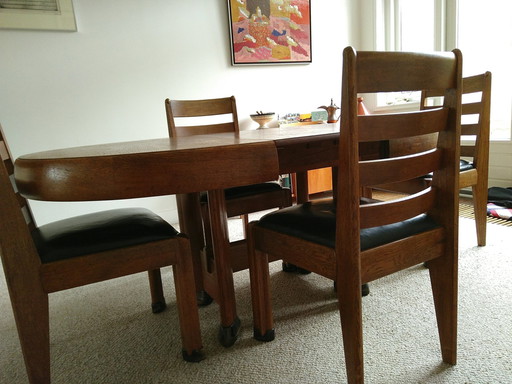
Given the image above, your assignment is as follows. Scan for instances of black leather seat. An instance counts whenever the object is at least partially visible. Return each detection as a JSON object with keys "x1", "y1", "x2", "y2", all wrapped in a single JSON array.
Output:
[
  {"x1": 32, "y1": 208, "x2": 178, "y2": 263},
  {"x1": 199, "y1": 181, "x2": 285, "y2": 202},
  {"x1": 257, "y1": 199, "x2": 440, "y2": 250}
]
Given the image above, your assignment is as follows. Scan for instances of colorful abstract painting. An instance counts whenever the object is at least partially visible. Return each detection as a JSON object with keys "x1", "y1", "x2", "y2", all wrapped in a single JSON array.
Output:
[{"x1": 228, "y1": 0, "x2": 311, "y2": 65}]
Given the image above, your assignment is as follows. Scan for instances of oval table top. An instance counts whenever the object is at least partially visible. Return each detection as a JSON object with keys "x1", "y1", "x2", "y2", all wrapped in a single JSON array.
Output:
[{"x1": 14, "y1": 124, "x2": 339, "y2": 202}]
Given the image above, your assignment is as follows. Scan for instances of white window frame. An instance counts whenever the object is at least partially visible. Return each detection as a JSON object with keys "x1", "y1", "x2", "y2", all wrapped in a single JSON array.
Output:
[
  {"x1": 365, "y1": 0, "x2": 511, "y2": 141},
  {"x1": 365, "y1": 0, "x2": 457, "y2": 113}
]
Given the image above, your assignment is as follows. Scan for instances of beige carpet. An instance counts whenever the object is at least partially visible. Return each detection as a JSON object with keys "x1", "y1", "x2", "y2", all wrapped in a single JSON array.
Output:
[{"x1": 1, "y1": 217, "x2": 511, "y2": 384}]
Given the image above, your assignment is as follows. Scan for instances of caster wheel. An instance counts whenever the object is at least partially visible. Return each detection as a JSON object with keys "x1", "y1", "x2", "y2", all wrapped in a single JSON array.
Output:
[
  {"x1": 182, "y1": 349, "x2": 205, "y2": 363},
  {"x1": 196, "y1": 290, "x2": 213, "y2": 307},
  {"x1": 254, "y1": 328, "x2": 275, "y2": 342},
  {"x1": 218, "y1": 317, "x2": 241, "y2": 347},
  {"x1": 333, "y1": 282, "x2": 370, "y2": 297},
  {"x1": 151, "y1": 301, "x2": 167, "y2": 314},
  {"x1": 282, "y1": 262, "x2": 311, "y2": 275}
]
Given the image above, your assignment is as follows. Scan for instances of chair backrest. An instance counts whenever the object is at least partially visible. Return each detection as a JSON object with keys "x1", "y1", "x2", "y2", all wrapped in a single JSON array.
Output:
[
  {"x1": 0, "y1": 125, "x2": 42, "y2": 287},
  {"x1": 0, "y1": 126, "x2": 36, "y2": 231},
  {"x1": 165, "y1": 96, "x2": 240, "y2": 138},
  {"x1": 337, "y1": 47, "x2": 462, "y2": 277},
  {"x1": 422, "y1": 72, "x2": 491, "y2": 183}
]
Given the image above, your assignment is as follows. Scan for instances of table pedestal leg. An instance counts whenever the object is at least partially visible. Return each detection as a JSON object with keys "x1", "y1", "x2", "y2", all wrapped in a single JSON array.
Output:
[
  {"x1": 176, "y1": 193, "x2": 213, "y2": 306},
  {"x1": 207, "y1": 189, "x2": 240, "y2": 347},
  {"x1": 282, "y1": 172, "x2": 311, "y2": 274}
]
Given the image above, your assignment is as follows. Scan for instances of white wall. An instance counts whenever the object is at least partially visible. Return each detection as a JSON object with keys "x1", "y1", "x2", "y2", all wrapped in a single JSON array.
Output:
[
  {"x1": 0, "y1": 0, "x2": 358, "y2": 225},
  {"x1": 489, "y1": 142, "x2": 512, "y2": 187}
]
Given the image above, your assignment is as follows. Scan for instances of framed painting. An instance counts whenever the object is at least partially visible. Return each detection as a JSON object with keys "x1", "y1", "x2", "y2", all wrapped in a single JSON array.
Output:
[
  {"x1": 228, "y1": 0, "x2": 311, "y2": 65},
  {"x1": 0, "y1": 0, "x2": 76, "y2": 31}
]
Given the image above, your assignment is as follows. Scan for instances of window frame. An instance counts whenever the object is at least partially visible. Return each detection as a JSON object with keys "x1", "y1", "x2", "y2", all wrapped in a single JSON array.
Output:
[{"x1": 365, "y1": 0, "x2": 511, "y2": 141}]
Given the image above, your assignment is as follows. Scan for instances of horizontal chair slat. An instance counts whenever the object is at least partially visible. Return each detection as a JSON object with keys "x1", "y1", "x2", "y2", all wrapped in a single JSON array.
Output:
[
  {"x1": 360, "y1": 188, "x2": 436, "y2": 229},
  {"x1": 170, "y1": 99, "x2": 234, "y2": 117},
  {"x1": 461, "y1": 123, "x2": 479, "y2": 136},
  {"x1": 358, "y1": 108, "x2": 448, "y2": 142},
  {"x1": 462, "y1": 102, "x2": 481, "y2": 115},
  {"x1": 463, "y1": 74, "x2": 486, "y2": 93},
  {"x1": 356, "y1": 51, "x2": 458, "y2": 92},
  {"x1": 460, "y1": 146, "x2": 475, "y2": 157},
  {"x1": 174, "y1": 122, "x2": 234, "y2": 137},
  {"x1": 361, "y1": 228, "x2": 445, "y2": 283},
  {"x1": 360, "y1": 149, "x2": 442, "y2": 187}
]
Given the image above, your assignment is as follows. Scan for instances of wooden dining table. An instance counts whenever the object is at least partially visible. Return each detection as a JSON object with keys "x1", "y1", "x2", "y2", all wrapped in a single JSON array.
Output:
[{"x1": 14, "y1": 123, "x2": 345, "y2": 347}]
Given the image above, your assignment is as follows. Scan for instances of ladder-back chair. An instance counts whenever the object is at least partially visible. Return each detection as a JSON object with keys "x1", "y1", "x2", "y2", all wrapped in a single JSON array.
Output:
[
  {"x1": 247, "y1": 47, "x2": 462, "y2": 383},
  {"x1": 0, "y1": 126, "x2": 203, "y2": 384},
  {"x1": 421, "y1": 72, "x2": 491, "y2": 245},
  {"x1": 164, "y1": 96, "x2": 292, "y2": 311}
]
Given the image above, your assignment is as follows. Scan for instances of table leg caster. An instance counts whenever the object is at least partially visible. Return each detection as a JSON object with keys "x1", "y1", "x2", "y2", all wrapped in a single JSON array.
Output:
[
  {"x1": 254, "y1": 327, "x2": 275, "y2": 342},
  {"x1": 196, "y1": 290, "x2": 213, "y2": 307},
  {"x1": 282, "y1": 261, "x2": 311, "y2": 275},
  {"x1": 333, "y1": 282, "x2": 370, "y2": 297},
  {"x1": 218, "y1": 316, "x2": 241, "y2": 347},
  {"x1": 182, "y1": 349, "x2": 205, "y2": 363},
  {"x1": 361, "y1": 283, "x2": 370, "y2": 297},
  {"x1": 151, "y1": 301, "x2": 167, "y2": 314}
]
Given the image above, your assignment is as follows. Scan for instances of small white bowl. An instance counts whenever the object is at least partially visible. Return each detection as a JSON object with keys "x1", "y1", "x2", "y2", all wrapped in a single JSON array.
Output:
[{"x1": 250, "y1": 113, "x2": 275, "y2": 128}]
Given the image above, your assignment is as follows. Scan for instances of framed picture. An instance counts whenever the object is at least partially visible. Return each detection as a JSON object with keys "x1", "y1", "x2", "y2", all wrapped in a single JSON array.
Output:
[
  {"x1": 228, "y1": 0, "x2": 311, "y2": 65},
  {"x1": 0, "y1": 0, "x2": 77, "y2": 31}
]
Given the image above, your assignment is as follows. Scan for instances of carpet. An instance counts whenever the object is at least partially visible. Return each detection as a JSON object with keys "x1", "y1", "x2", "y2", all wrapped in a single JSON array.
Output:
[{"x1": 1, "y1": 217, "x2": 511, "y2": 383}]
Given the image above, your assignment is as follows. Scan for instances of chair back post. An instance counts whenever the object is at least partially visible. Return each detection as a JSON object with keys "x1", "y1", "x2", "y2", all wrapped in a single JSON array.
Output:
[
  {"x1": 337, "y1": 46, "x2": 363, "y2": 292},
  {"x1": 164, "y1": 97, "x2": 176, "y2": 137},
  {"x1": 430, "y1": 50, "x2": 463, "y2": 230},
  {"x1": 0, "y1": 126, "x2": 41, "y2": 271},
  {"x1": 472, "y1": 71, "x2": 492, "y2": 170},
  {"x1": 336, "y1": 46, "x2": 366, "y2": 382},
  {"x1": 0, "y1": 126, "x2": 50, "y2": 384},
  {"x1": 229, "y1": 95, "x2": 240, "y2": 132},
  {"x1": 461, "y1": 71, "x2": 491, "y2": 179}
]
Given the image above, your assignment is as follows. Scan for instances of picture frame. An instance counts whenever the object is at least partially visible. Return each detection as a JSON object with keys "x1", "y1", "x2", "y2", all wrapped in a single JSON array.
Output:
[
  {"x1": 227, "y1": 0, "x2": 311, "y2": 65},
  {"x1": 0, "y1": 0, "x2": 77, "y2": 31}
]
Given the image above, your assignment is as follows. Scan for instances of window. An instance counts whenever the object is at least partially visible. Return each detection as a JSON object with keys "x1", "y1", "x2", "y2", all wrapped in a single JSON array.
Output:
[
  {"x1": 371, "y1": 0, "x2": 511, "y2": 140},
  {"x1": 457, "y1": 0, "x2": 512, "y2": 140}
]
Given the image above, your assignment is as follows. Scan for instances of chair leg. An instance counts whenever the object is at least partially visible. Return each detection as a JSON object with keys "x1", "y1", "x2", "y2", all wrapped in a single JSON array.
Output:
[
  {"x1": 173, "y1": 236, "x2": 204, "y2": 362},
  {"x1": 241, "y1": 214, "x2": 249, "y2": 238},
  {"x1": 337, "y1": 276, "x2": 365, "y2": 384},
  {"x1": 248, "y1": 227, "x2": 275, "y2": 342},
  {"x1": 201, "y1": 203, "x2": 215, "y2": 272},
  {"x1": 471, "y1": 184, "x2": 487, "y2": 246},
  {"x1": 12, "y1": 290, "x2": 51, "y2": 384},
  {"x1": 428, "y1": 254, "x2": 458, "y2": 365},
  {"x1": 148, "y1": 269, "x2": 166, "y2": 313}
]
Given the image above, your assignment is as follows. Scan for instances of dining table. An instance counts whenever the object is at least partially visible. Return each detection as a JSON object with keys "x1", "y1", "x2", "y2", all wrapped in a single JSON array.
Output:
[{"x1": 14, "y1": 123, "x2": 353, "y2": 347}]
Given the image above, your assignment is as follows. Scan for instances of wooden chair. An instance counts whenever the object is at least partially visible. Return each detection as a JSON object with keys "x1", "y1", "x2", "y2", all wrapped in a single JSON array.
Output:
[
  {"x1": 421, "y1": 72, "x2": 491, "y2": 245},
  {"x1": 164, "y1": 96, "x2": 293, "y2": 306},
  {"x1": 377, "y1": 72, "x2": 491, "y2": 246},
  {"x1": 247, "y1": 47, "x2": 462, "y2": 383},
  {"x1": 0, "y1": 127, "x2": 203, "y2": 384}
]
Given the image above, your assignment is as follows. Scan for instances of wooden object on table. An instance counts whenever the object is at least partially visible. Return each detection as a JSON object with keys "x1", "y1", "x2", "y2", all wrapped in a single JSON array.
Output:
[
  {"x1": 1, "y1": 128, "x2": 204, "y2": 384},
  {"x1": 247, "y1": 47, "x2": 462, "y2": 384},
  {"x1": 318, "y1": 98, "x2": 340, "y2": 123},
  {"x1": 165, "y1": 96, "x2": 292, "y2": 345}
]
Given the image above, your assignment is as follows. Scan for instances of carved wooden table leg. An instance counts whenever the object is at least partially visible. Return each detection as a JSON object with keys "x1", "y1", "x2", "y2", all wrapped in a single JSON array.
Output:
[
  {"x1": 207, "y1": 189, "x2": 240, "y2": 347},
  {"x1": 282, "y1": 171, "x2": 311, "y2": 274},
  {"x1": 176, "y1": 193, "x2": 213, "y2": 306}
]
